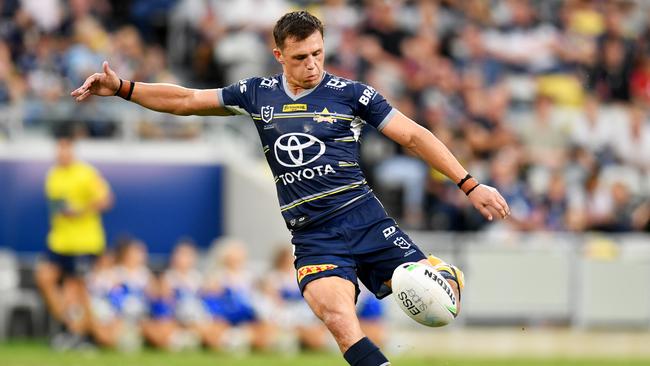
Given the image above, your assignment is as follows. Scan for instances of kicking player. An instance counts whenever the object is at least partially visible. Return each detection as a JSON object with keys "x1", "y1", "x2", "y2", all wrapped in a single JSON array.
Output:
[{"x1": 71, "y1": 11, "x2": 509, "y2": 366}]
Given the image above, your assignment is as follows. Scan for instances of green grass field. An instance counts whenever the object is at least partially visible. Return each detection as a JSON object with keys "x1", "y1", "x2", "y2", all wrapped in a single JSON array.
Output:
[{"x1": 1, "y1": 342, "x2": 648, "y2": 366}]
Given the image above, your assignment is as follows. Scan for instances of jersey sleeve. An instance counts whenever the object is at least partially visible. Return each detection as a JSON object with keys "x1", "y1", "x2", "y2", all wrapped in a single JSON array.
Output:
[
  {"x1": 353, "y1": 82, "x2": 396, "y2": 131},
  {"x1": 217, "y1": 78, "x2": 257, "y2": 116}
]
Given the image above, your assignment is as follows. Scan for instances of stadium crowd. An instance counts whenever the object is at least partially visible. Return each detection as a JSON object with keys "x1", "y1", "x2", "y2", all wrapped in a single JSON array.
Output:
[
  {"x1": 52, "y1": 236, "x2": 384, "y2": 352},
  {"x1": 1, "y1": 0, "x2": 649, "y2": 233}
]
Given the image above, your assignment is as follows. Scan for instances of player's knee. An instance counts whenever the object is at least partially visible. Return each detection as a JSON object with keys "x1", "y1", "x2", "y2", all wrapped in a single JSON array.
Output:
[{"x1": 304, "y1": 277, "x2": 354, "y2": 310}]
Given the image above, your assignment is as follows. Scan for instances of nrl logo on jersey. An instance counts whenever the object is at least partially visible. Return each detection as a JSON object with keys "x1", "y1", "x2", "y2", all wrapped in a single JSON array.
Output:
[
  {"x1": 261, "y1": 106, "x2": 274, "y2": 123},
  {"x1": 313, "y1": 107, "x2": 337, "y2": 124}
]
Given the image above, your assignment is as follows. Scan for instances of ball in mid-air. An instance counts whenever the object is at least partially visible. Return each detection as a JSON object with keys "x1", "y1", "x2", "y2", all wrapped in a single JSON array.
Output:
[{"x1": 391, "y1": 262, "x2": 458, "y2": 327}]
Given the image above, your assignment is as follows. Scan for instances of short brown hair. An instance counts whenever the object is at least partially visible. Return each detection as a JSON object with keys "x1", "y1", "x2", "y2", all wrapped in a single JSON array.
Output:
[{"x1": 273, "y1": 11, "x2": 324, "y2": 49}]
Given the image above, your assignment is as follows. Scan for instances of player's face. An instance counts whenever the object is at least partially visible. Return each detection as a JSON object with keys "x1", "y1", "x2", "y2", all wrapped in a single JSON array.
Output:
[{"x1": 274, "y1": 30, "x2": 325, "y2": 90}]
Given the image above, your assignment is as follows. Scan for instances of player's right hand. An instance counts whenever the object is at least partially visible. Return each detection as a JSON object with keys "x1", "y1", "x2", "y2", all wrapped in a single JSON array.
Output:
[{"x1": 70, "y1": 61, "x2": 120, "y2": 102}]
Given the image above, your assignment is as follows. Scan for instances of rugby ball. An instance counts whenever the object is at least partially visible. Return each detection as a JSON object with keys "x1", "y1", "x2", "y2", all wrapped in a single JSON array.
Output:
[{"x1": 391, "y1": 262, "x2": 458, "y2": 327}]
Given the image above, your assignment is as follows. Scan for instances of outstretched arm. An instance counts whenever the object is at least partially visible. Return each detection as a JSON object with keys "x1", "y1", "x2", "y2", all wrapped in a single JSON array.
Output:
[
  {"x1": 70, "y1": 61, "x2": 232, "y2": 116},
  {"x1": 381, "y1": 111, "x2": 510, "y2": 221}
]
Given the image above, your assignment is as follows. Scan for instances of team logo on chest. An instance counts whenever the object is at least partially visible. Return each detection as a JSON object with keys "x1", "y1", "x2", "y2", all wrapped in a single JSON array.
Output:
[
  {"x1": 313, "y1": 107, "x2": 337, "y2": 124},
  {"x1": 261, "y1": 105, "x2": 274, "y2": 123}
]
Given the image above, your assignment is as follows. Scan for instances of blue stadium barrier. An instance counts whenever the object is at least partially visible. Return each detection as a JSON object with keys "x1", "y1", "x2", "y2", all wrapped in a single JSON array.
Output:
[{"x1": 0, "y1": 160, "x2": 224, "y2": 255}]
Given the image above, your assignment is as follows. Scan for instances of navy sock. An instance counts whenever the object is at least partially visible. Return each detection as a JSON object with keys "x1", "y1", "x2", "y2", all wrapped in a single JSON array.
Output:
[{"x1": 343, "y1": 337, "x2": 390, "y2": 366}]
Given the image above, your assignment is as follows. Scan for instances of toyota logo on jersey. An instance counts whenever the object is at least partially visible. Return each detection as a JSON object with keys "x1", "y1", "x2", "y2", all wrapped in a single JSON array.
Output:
[{"x1": 274, "y1": 133, "x2": 326, "y2": 167}]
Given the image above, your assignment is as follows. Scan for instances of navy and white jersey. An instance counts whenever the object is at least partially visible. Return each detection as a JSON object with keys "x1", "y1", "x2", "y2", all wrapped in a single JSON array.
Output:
[{"x1": 218, "y1": 72, "x2": 396, "y2": 230}]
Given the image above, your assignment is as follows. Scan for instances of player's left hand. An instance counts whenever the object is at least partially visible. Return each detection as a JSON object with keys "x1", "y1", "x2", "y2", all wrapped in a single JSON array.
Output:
[{"x1": 467, "y1": 184, "x2": 510, "y2": 221}]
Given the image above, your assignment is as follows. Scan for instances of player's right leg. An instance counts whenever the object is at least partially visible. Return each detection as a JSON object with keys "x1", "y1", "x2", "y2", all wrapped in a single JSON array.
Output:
[
  {"x1": 302, "y1": 276, "x2": 363, "y2": 352},
  {"x1": 303, "y1": 276, "x2": 390, "y2": 366}
]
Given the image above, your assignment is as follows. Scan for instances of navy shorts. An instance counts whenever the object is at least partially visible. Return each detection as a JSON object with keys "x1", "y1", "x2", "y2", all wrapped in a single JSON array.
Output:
[
  {"x1": 43, "y1": 248, "x2": 97, "y2": 277},
  {"x1": 292, "y1": 196, "x2": 426, "y2": 300}
]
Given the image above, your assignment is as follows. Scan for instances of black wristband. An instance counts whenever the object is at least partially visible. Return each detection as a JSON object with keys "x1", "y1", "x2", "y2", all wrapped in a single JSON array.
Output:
[
  {"x1": 125, "y1": 81, "x2": 136, "y2": 101},
  {"x1": 457, "y1": 173, "x2": 472, "y2": 189},
  {"x1": 114, "y1": 79, "x2": 123, "y2": 96},
  {"x1": 465, "y1": 183, "x2": 480, "y2": 196}
]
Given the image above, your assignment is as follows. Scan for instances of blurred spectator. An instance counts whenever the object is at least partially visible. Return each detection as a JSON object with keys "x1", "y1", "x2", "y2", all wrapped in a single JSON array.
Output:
[
  {"x1": 483, "y1": 0, "x2": 560, "y2": 74},
  {"x1": 162, "y1": 239, "x2": 228, "y2": 351},
  {"x1": 112, "y1": 238, "x2": 151, "y2": 323},
  {"x1": 111, "y1": 237, "x2": 202, "y2": 352},
  {"x1": 611, "y1": 104, "x2": 650, "y2": 170},
  {"x1": 607, "y1": 181, "x2": 641, "y2": 231},
  {"x1": 142, "y1": 273, "x2": 201, "y2": 351},
  {"x1": 589, "y1": 34, "x2": 634, "y2": 102},
  {"x1": 554, "y1": 0, "x2": 599, "y2": 84},
  {"x1": 631, "y1": 53, "x2": 650, "y2": 105},
  {"x1": 86, "y1": 251, "x2": 120, "y2": 347},
  {"x1": 0, "y1": 40, "x2": 25, "y2": 104},
  {"x1": 13, "y1": 32, "x2": 65, "y2": 128},
  {"x1": 212, "y1": 0, "x2": 289, "y2": 83},
  {"x1": 257, "y1": 246, "x2": 328, "y2": 352},
  {"x1": 518, "y1": 95, "x2": 569, "y2": 168},
  {"x1": 202, "y1": 238, "x2": 276, "y2": 352},
  {"x1": 537, "y1": 172, "x2": 570, "y2": 231},
  {"x1": 65, "y1": 17, "x2": 110, "y2": 88},
  {"x1": 374, "y1": 153, "x2": 428, "y2": 229},
  {"x1": 317, "y1": 0, "x2": 359, "y2": 55},
  {"x1": 582, "y1": 177, "x2": 648, "y2": 232},
  {"x1": 569, "y1": 95, "x2": 613, "y2": 155},
  {"x1": 20, "y1": 0, "x2": 63, "y2": 32},
  {"x1": 452, "y1": 23, "x2": 504, "y2": 88},
  {"x1": 86, "y1": 247, "x2": 145, "y2": 352},
  {"x1": 361, "y1": 0, "x2": 410, "y2": 58},
  {"x1": 129, "y1": 0, "x2": 179, "y2": 45},
  {"x1": 35, "y1": 129, "x2": 113, "y2": 349},
  {"x1": 485, "y1": 147, "x2": 542, "y2": 231},
  {"x1": 461, "y1": 78, "x2": 516, "y2": 159}
]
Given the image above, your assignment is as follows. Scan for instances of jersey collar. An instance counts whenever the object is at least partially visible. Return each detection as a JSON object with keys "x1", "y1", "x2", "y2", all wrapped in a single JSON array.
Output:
[{"x1": 281, "y1": 72, "x2": 327, "y2": 101}]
